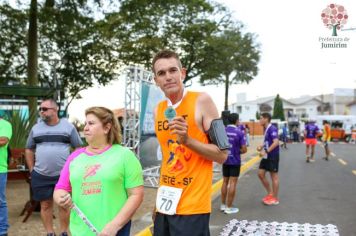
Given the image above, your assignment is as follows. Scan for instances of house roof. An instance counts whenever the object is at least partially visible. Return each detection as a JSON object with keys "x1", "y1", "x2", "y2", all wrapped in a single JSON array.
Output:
[
  {"x1": 235, "y1": 95, "x2": 323, "y2": 106},
  {"x1": 243, "y1": 96, "x2": 275, "y2": 105},
  {"x1": 288, "y1": 96, "x2": 322, "y2": 105}
]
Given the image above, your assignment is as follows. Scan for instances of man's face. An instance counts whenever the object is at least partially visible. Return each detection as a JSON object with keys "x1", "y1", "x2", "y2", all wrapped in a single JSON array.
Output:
[
  {"x1": 39, "y1": 101, "x2": 58, "y2": 123},
  {"x1": 153, "y1": 57, "x2": 186, "y2": 97},
  {"x1": 259, "y1": 117, "x2": 267, "y2": 126}
]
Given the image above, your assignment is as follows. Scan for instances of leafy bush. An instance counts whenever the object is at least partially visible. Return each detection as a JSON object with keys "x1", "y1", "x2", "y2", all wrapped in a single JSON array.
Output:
[{"x1": 5, "y1": 110, "x2": 36, "y2": 148}]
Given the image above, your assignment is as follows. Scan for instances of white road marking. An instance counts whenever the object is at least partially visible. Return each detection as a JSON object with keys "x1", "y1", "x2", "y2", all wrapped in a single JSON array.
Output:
[{"x1": 338, "y1": 158, "x2": 347, "y2": 165}]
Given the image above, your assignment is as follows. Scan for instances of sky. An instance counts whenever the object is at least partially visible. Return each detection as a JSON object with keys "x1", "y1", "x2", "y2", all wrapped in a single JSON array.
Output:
[{"x1": 68, "y1": 0, "x2": 356, "y2": 122}]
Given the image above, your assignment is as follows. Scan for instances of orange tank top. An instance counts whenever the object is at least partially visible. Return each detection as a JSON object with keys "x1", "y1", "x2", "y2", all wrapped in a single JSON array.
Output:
[{"x1": 155, "y1": 91, "x2": 213, "y2": 215}]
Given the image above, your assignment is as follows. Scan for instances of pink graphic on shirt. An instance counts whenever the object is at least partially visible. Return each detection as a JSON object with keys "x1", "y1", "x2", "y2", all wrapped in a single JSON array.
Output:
[{"x1": 83, "y1": 164, "x2": 101, "y2": 180}]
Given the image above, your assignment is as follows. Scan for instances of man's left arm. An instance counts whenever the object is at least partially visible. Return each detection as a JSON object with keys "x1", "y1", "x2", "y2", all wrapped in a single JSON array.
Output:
[
  {"x1": 170, "y1": 93, "x2": 227, "y2": 164},
  {"x1": 267, "y1": 138, "x2": 279, "y2": 153},
  {"x1": 69, "y1": 125, "x2": 83, "y2": 148}
]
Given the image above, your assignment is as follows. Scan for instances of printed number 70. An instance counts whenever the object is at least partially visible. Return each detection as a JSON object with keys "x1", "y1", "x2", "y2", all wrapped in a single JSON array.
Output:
[{"x1": 160, "y1": 198, "x2": 173, "y2": 211}]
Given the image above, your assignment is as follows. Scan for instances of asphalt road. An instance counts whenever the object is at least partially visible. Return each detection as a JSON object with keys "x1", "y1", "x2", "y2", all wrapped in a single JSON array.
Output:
[{"x1": 210, "y1": 142, "x2": 356, "y2": 236}]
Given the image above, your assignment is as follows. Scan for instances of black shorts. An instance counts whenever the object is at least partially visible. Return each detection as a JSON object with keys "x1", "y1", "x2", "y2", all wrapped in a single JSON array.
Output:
[
  {"x1": 259, "y1": 154, "x2": 279, "y2": 173},
  {"x1": 154, "y1": 212, "x2": 210, "y2": 236},
  {"x1": 222, "y1": 164, "x2": 241, "y2": 177},
  {"x1": 31, "y1": 170, "x2": 59, "y2": 201}
]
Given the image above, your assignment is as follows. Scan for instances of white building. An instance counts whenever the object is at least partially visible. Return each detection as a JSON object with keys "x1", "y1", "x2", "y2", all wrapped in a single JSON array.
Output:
[
  {"x1": 347, "y1": 101, "x2": 356, "y2": 116},
  {"x1": 229, "y1": 94, "x2": 326, "y2": 122}
]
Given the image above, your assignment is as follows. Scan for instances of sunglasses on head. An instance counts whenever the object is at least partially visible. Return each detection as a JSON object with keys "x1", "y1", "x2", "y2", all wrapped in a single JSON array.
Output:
[{"x1": 39, "y1": 107, "x2": 55, "y2": 112}]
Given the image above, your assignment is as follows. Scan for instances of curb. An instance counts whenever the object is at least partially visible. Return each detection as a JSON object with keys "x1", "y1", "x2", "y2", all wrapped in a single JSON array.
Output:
[{"x1": 135, "y1": 155, "x2": 261, "y2": 236}]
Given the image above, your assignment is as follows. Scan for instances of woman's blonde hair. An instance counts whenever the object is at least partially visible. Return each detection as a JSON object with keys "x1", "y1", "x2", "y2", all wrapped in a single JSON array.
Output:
[{"x1": 85, "y1": 106, "x2": 122, "y2": 144}]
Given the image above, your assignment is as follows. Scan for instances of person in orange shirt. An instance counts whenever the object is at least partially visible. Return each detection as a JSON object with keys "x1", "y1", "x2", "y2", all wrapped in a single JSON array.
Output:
[
  {"x1": 152, "y1": 50, "x2": 228, "y2": 236},
  {"x1": 322, "y1": 120, "x2": 331, "y2": 161}
]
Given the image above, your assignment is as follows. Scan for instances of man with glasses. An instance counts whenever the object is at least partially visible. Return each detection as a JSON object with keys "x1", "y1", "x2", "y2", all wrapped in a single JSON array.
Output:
[{"x1": 25, "y1": 98, "x2": 82, "y2": 236}]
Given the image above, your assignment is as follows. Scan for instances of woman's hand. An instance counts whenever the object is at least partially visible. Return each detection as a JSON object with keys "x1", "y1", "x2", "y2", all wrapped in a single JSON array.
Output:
[
  {"x1": 99, "y1": 222, "x2": 119, "y2": 236},
  {"x1": 58, "y1": 193, "x2": 73, "y2": 209}
]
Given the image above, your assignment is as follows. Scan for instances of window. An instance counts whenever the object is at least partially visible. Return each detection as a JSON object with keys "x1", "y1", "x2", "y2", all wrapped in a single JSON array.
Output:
[{"x1": 236, "y1": 106, "x2": 242, "y2": 113}]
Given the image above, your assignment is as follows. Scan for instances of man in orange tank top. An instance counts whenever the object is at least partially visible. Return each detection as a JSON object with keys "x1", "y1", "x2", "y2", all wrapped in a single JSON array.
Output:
[{"x1": 151, "y1": 50, "x2": 228, "y2": 236}]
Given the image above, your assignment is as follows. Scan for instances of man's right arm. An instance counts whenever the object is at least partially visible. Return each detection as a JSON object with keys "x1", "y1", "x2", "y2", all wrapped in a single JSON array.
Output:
[
  {"x1": 25, "y1": 149, "x2": 35, "y2": 172},
  {"x1": 25, "y1": 129, "x2": 35, "y2": 172}
]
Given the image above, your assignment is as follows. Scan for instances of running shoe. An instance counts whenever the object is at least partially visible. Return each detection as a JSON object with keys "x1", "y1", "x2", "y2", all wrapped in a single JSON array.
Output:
[
  {"x1": 220, "y1": 204, "x2": 226, "y2": 211},
  {"x1": 264, "y1": 197, "x2": 279, "y2": 206},
  {"x1": 262, "y1": 194, "x2": 273, "y2": 202},
  {"x1": 224, "y1": 207, "x2": 240, "y2": 214},
  {"x1": 310, "y1": 158, "x2": 315, "y2": 162}
]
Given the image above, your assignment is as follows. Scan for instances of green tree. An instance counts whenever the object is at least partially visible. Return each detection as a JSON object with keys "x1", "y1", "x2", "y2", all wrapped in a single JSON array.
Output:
[
  {"x1": 1, "y1": 0, "x2": 260, "y2": 116},
  {"x1": 104, "y1": 0, "x2": 230, "y2": 83},
  {"x1": 0, "y1": 1, "x2": 117, "y2": 115},
  {"x1": 256, "y1": 111, "x2": 260, "y2": 120},
  {"x1": 199, "y1": 25, "x2": 260, "y2": 110},
  {"x1": 0, "y1": 4, "x2": 28, "y2": 85},
  {"x1": 272, "y1": 94, "x2": 285, "y2": 121}
]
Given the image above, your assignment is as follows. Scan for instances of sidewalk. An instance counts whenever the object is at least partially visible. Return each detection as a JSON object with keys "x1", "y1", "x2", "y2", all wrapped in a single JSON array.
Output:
[{"x1": 5, "y1": 136, "x2": 263, "y2": 236}]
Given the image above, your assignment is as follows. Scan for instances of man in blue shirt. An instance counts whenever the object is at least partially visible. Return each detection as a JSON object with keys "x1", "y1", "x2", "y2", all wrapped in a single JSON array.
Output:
[
  {"x1": 220, "y1": 113, "x2": 247, "y2": 214},
  {"x1": 257, "y1": 113, "x2": 280, "y2": 206},
  {"x1": 281, "y1": 123, "x2": 288, "y2": 149}
]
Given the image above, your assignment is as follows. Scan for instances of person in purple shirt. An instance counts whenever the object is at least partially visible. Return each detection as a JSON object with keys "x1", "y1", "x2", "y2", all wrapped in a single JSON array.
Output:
[
  {"x1": 220, "y1": 113, "x2": 247, "y2": 214},
  {"x1": 238, "y1": 123, "x2": 246, "y2": 135},
  {"x1": 304, "y1": 120, "x2": 320, "y2": 163},
  {"x1": 257, "y1": 113, "x2": 280, "y2": 206}
]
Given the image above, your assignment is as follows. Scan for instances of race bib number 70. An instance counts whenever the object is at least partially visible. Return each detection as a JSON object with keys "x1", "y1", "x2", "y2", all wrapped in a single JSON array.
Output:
[{"x1": 156, "y1": 186, "x2": 183, "y2": 215}]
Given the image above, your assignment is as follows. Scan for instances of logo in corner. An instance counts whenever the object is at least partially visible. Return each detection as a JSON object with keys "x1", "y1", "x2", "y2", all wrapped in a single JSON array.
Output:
[{"x1": 321, "y1": 4, "x2": 348, "y2": 36}]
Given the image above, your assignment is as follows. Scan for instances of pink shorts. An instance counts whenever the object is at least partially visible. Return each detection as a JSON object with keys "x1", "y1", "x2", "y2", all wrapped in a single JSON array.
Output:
[{"x1": 305, "y1": 138, "x2": 317, "y2": 146}]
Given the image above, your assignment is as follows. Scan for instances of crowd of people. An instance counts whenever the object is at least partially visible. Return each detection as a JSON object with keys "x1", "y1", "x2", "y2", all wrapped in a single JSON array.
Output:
[{"x1": 0, "y1": 50, "x2": 333, "y2": 236}]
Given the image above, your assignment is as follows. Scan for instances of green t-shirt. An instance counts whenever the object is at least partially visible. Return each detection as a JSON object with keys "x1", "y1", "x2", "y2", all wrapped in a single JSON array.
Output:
[
  {"x1": 0, "y1": 119, "x2": 12, "y2": 173},
  {"x1": 56, "y1": 144, "x2": 143, "y2": 235}
]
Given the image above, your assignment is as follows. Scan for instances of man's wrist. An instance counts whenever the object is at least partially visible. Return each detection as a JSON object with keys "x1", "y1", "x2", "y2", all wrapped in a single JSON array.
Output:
[{"x1": 182, "y1": 136, "x2": 191, "y2": 147}]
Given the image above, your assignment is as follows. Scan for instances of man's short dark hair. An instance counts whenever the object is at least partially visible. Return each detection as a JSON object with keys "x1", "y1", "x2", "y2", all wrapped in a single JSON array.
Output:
[
  {"x1": 261, "y1": 113, "x2": 272, "y2": 122},
  {"x1": 42, "y1": 98, "x2": 59, "y2": 109},
  {"x1": 228, "y1": 113, "x2": 239, "y2": 125},
  {"x1": 323, "y1": 120, "x2": 328, "y2": 125},
  {"x1": 152, "y1": 50, "x2": 182, "y2": 73}
]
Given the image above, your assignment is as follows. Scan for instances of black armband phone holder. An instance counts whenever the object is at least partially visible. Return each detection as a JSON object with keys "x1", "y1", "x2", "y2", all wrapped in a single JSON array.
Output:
[{"x1": 208, "y1": 119, "x2": 230, "y2": 150}]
